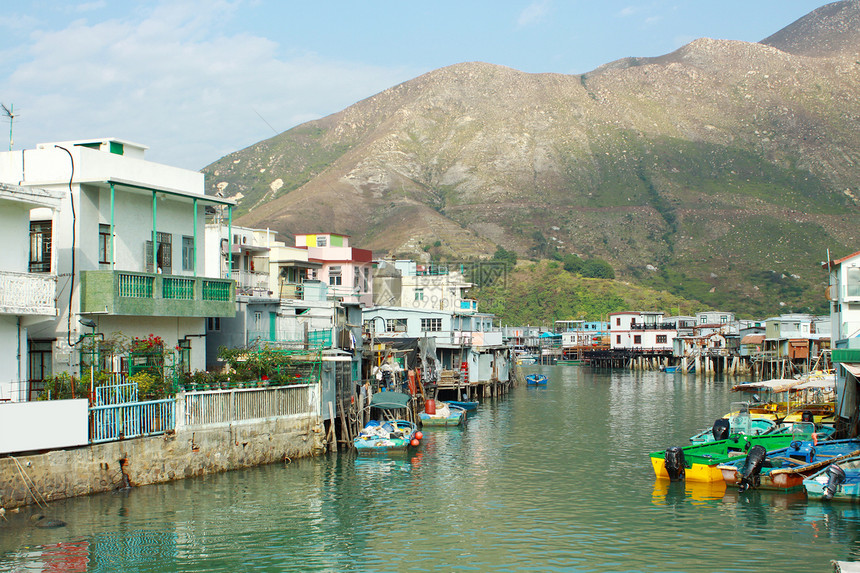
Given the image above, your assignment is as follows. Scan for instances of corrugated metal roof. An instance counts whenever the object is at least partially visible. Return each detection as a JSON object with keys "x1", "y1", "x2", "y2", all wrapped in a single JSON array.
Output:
[
  {"x1": 740, "y1": 334, "x2": 765, "y2": 344},
  {"x1": 731, "y1": 378, "x2": 801, "y2": 393}
]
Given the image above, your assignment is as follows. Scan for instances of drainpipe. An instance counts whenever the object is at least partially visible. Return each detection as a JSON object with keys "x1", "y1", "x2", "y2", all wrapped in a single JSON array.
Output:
[
  {"x1": 110, "y1": 182, "x2": 116, "y2": 268},
  {"x1": 193, "y1": 198, "x2": 198, "y2": 277},
  {"x1": 151, "y1": 191, "x2": 157, "y2": 271},
  {"x1": 227, "y1": 206, "x2": 233, "y2": 279},
  {"x1": 16, "y1": 317, "x2": 21, "y2": 400}
]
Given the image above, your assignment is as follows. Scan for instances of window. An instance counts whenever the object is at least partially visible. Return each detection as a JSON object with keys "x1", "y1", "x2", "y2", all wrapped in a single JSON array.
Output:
[
  {"x1": 616, "y1": 335, "x2": 621, "y2": 344},
  {"x1": 720, "y1": 315, "x2": 728, "y2": 324},
  {"x1": 145, "y1": 232, "x2": 172, "y2": 273},
  {"x1": 848, "y1": 268, "x2": 860, "y2": 298},
  {"x1": 700, "y1": 316, "x2": 707, "y2": 324},
  {"x1": 421, "y1": 318, "x2": 442, "y2": 332},
  {"x1": 415, "y1": 288, "x2": 424, "y2": 301},
  {"x1": 177, "y1": 339, "x2": 191, "y2": 374},
  {"x1": 329, "y1": 266, "x2": 342, "y2": 286},
  {"x1": 316, "y1": 235, "x2": 328, "y2": 247},
  {"x1": 207, "y1": 317, "x2": 221, "y2": 331},
  {"x1": 182, "y1": 236, "x2": 194, "y2": 271},
  {"x1": 98, "y1": 224, "x2": 111, "y2": 264},
  {"x1": 29, "y1": 221, "x2": 52, "y2": 273},
  {"x1": 386, "y1": 318, "x2": 407, "y2": 333},
  {"x1": 634, "y1": 335, "x2": 642, "y2": 344},
  {"x1": 254, "y1": 311, "x2": 263, "y2": 330},
  {"x1": 656, "y1": 335, "x2": 667, "y2": 344},
  {"x1": 28, "y1": 340, "x2": 53, "y2": 401},
  {"x1": 616, "y1": 318, "x2": 621, "y2": 326}
]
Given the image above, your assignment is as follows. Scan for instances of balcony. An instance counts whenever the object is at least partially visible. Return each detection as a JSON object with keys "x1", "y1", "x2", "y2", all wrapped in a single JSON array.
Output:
[
  {"x1": 80, "y1": 270, "x2": 235, "y2": 317},
  {"x1": 0, "y1": 270, "x2": 57, "y2": 315},
  {"x1": 458, "y1": 299, "x2": 478, "y2": 313},
  {"x1": 234, "y1": 270, "x2": 272, "y2": 297}
]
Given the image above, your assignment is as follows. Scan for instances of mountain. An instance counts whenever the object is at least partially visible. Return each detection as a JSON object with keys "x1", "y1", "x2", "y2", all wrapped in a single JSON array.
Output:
[{"x1": 202, "y1": 1, "x2": 860, "y2": 317}]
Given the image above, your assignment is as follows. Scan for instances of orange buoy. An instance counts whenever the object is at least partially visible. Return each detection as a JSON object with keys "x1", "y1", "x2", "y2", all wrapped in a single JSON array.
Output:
[
  {"x1": 425, "y1": 399, "x2": 436, "y2": 415},
  {"x1": 415, "y1": 431, "x2": 423, "y2": 440},
  {"x1": 410, "y1": 438, "x2": 420, "y2": 447}
]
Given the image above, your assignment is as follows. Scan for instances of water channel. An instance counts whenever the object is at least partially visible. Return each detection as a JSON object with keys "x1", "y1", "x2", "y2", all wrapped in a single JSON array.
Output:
[{"x1": 2, "y1": 366, "x2": 859, "y2": 572}]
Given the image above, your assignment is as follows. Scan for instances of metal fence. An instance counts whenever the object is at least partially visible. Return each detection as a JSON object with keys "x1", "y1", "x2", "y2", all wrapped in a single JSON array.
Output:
[
  {"x1": 181, "y1": 384, "x2": 314, "y2": 426},
  {"x1": 90, "y1": 399, "x2": 175, "y2": 443}
]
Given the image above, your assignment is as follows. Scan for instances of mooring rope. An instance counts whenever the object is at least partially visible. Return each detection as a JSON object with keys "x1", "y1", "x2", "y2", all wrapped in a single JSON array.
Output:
[{"x1": 10, "y1": 456, "x2": 48, "y2": 509}]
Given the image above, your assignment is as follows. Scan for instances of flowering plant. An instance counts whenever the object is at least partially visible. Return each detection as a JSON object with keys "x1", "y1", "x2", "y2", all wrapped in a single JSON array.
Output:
[{"x1": 131, "y1": 334, "x2": 164, "y2": 353}]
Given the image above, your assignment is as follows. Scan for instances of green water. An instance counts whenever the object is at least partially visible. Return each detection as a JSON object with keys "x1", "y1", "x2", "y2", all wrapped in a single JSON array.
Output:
[{"x1": 2, "y1": 367, "x2": 860, "y2": 572}]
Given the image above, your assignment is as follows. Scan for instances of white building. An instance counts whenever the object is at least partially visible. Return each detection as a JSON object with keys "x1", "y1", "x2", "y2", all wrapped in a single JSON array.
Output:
[
  {"x1": 0, "y1": 183, "x2": 64, "y2": 401},
  {"x1": 608, "y1": 311, "x2": 676, "y2": 351},
  {"x1": 0, "y1": 138, "x2": 236, "y2": 390}
]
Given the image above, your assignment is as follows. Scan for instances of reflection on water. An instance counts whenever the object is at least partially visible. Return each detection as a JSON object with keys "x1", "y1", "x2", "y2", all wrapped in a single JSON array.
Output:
[{"x1": 2, "y1": 366, "x2": 860, "y2": 572}]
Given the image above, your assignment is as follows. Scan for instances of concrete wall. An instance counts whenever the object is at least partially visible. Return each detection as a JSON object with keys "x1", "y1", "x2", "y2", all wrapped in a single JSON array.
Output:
[{"x1": 0, "y1": 415, "x2": 325, "y2": 510}]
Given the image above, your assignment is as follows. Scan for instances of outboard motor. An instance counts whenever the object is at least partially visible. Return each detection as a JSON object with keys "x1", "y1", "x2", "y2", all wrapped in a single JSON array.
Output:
[
  {"x1": 801, "y1": 411, "x2": 814, "y2": 424},
  {"x1": 738, "y1": 444, "x2": 767, "y2": 492},
  {"x1": 664, "y1": 447, "x2": 686, "y2": 481},
  {"x1": 823, "y1": 464, "x2": 847, "y2": 500},
  {"x1": 712, "y1": 418, "x2": 731, "y2": 442}
]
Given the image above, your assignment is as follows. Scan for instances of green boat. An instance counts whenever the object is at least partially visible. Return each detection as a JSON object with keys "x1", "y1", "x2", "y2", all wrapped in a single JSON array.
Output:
[
  {"x1": 651, "y1": 431, "x2": 813, "y2": 483},
  {"x1": 419, "y1": 403, "x2": 466, "y2": 427}
]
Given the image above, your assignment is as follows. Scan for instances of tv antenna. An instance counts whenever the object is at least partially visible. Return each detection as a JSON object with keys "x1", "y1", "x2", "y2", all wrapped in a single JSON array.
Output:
[{"x1": 1, "y1": 103, "x2": 16, "y2": 151}]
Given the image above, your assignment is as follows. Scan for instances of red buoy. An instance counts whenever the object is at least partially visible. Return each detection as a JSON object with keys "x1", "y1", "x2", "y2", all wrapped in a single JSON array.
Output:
[
  {"x1": 410, "y1": 438, "x2": 420, "y2": 447},
  {"x1": 425, "y1": 399, "x2": 436, "y2": 415},
  {"x1": 415, "y1": 431, "x2": 423, "y2": 440}
]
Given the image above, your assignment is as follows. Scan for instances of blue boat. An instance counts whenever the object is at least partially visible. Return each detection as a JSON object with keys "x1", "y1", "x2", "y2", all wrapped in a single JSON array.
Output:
[
  {"x1": 804, "y1": 455, "x2": 860, "y2": 502},
  {"x1": 526, "y1": 374, "x2": 548, "y2": 386},
  {"x1": 353, "y1": 391, "x2": 420, "y2": 453},
  {"x1": 663, "y1": 366, "x2": 679, "y2": 373},
  {"x1": 444, "y1": 400, "x2": 478, "y2": 411},
  {"x1": 718, "y1": 437, "x2": 860, "y2": 492},
  {"x1": 354, "y1": 419, "x2": 419, "y2": 453}
]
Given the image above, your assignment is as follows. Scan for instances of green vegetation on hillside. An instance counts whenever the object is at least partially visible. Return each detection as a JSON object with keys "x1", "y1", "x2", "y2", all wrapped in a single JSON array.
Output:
[{"x1": 472, "y1": 260, "x2": 709, "y2": 326}]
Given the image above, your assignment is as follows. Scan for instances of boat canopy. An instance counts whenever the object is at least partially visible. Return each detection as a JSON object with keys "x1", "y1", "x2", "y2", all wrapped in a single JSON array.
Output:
[
  {"x1": 731, "y1": 379, "x2": 801, "y2": 393},
  {"x1": 369, "y1": 391, "x2": 412, "y2": 410}
]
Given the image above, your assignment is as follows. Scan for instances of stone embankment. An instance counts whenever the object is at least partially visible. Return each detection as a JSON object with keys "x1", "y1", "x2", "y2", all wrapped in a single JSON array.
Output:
[{"x1": 1, "y1": 416, "x2": 325, "y2": 510}]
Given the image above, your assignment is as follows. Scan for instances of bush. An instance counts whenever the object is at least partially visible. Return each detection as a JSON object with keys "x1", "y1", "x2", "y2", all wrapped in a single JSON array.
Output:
[
  {"x1": 39, "y1": 373, "x2": 88, "y2": 401},
  {"x1": 131, "y1": 371, "x2": 172, "y2": 400},
  {"x1": 580, "y1": 258, "x2": 616, "y2": 279}
]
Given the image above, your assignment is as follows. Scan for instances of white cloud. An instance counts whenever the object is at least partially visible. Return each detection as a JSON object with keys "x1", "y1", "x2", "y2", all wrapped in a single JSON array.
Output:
[
  {"x1": 4, "y1": 0, "x2": 414, "y2": 169},
  {"x1": 517, "y1": 1, "x2": 551, "y2": 28}
]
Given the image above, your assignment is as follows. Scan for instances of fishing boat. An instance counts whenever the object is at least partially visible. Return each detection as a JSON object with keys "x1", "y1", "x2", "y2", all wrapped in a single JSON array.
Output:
[
  {"x1": 526, "y1": 374, "x2": 548, "y2": 386},
  {"x1": 650, "y1": 432, "x2": 809, "y2": 483},
  {"x1": 804, "y1": 456, "x2": 860, "y2": 502},
  {"x1": 353, "y1": 419, "x2": 419, "y2": 453},
  {"x1": 515, "y1": 350, "x2": 538, "y2": 365},
  {"x1": 419, "y1": 402, "x2": 466, "y2": 427},
  {"x1": 718, "y1": 437, "x2": 860, "y2": 492},
  {"x1": 662, "y1": 365, "x2": 679, "y2": 373},
  {"x1": 689, "y1": 403, "x2": 779, "y2": 444},
  {"x1": 730, "y1": 374, "x2": 836, "y2": 424}
]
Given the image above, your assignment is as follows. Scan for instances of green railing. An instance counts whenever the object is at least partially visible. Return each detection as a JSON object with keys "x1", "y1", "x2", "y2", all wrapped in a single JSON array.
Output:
[
  {"x1": 203, "y1": 280, "x2": 231, "y2": 301},
  {"x1": 118, "y1": 273, "x2": 154, "y2": 298},
  {"x1": 307, "y1": 329, "x2": 333, "y2": 349},
  {"x1": 163, "y1": 277, "x2": 195, "y2": 300}
]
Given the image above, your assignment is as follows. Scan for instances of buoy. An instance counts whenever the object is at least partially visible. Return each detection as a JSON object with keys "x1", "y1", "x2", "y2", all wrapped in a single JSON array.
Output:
[
  {"x1": 415, "y1": 431, "x2": 423, "y2": 440},
  {"x1": 425, "y1": 399, "x2": 436, "y2": 415},
  {"x1": 410, "y1": 439, "x2": 420, "y2": 447}
]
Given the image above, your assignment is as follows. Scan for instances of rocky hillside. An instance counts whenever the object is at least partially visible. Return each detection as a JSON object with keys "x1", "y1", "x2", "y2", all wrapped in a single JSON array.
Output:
[{"x1": 203, "y1": 1, "x2": 860, "y2": 317}]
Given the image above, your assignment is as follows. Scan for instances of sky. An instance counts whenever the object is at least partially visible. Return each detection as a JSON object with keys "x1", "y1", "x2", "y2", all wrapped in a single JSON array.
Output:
[{"x1": 0, "y1": 0, "x2": 831, "y2": 171}]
